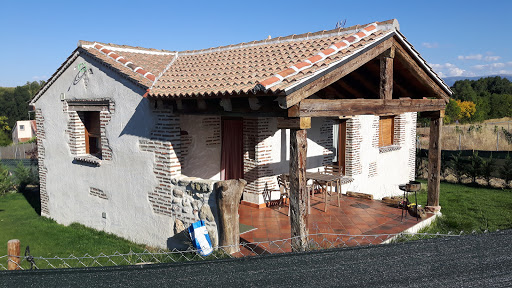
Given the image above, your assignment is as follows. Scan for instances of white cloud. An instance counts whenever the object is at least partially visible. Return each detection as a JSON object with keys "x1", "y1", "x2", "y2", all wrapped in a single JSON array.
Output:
[
  {"x1": 457, "y1": 53, "x2": 501, "y2": 62},
  {"x1": 422, "y1": 42, "x2": 439, "y2": 49},
  {"x1": 485, "y1": 55, "x2": 501, "y2": 61},
  {"x1": 472, "y1": 63, "x2": 506, "y2": 70},
  {"x1": 458, "y1": 54, "x2": 483, "y2": 60},
  {"x1": 430, "y1": 63, "x2": 470, "y2": 77}
]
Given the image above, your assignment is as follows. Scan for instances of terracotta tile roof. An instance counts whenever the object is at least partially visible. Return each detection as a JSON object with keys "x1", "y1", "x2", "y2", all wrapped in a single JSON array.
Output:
[
  {"x1": 78, "y1": 40, "x2": 176, "y2": 88},
  {"x1": 30, "y1": 19, "x2": 450, "y2": 104},
  {"x1": 150, "y1": 20, "x2": 396, "y2": 98}
]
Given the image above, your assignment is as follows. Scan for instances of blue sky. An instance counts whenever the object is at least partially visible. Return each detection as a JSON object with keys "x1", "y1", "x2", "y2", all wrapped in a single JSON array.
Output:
[{"x1": 1, "y1": 0, "x2": 511, "y2": 87}]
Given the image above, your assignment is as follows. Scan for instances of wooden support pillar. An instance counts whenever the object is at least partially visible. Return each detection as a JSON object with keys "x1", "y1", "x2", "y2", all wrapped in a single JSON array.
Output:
[
  {"x1": 7, "y1": 239, "x2": 20, "y2": 270},
  {"x1": 380, "y1": 47, "x2": 394, "y2": 100},
  {"x1": 289, "y1": 127, "x2": 309, "y2": 251},
  {"x1": 427, "y1": 111, "x2": 443, "y2": 207}
]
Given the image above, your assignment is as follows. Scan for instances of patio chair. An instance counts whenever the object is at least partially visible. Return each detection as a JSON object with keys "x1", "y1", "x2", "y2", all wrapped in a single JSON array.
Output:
[
  {"x1": 263, "y1": 182, "x2": 289, "y2": 216},
  {"x1": 321, "y1": 165, "x2": 344, "y2": 207},
  {"x1": 279, "y1": 174, "x2": 313, "y2": 214}
]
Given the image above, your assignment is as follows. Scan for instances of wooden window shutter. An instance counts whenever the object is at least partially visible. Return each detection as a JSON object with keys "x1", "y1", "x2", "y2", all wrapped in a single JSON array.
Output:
[{"x1": 379, "y1": 116, "x2": 394, "y2": 147}]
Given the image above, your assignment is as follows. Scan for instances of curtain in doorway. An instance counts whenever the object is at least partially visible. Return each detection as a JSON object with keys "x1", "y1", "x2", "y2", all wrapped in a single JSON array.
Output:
[{"x1": 220, "y1": 119, "x2": 244, "y2": 180}]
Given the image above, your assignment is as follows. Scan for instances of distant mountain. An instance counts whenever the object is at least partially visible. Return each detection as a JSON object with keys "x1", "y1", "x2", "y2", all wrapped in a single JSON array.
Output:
[{"x1": 443, "y1": 74, "x2": 512, "y2": 87}]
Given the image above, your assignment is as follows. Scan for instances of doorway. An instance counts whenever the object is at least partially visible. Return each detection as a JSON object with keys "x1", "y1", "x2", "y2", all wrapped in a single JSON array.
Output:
[{"x1": 220, "y1": 118, "x2": 244, "y2": 180}]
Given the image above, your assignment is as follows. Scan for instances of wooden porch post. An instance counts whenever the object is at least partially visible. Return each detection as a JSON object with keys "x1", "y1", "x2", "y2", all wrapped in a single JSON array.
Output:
[
  {"x1": 289, "y1": 118, "x2": 310, "y2": 251},
  {"x1": 427, "y1": 110, "x2": 443, "y2": 207}
]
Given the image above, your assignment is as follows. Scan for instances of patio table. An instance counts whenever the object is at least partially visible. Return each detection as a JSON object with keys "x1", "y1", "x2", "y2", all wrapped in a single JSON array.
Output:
[{"x1": 285, "y1": 172, "x2": 343, "y2": 212}]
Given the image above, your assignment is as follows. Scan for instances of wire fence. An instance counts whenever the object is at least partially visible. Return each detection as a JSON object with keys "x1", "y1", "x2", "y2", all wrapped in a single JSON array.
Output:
[
  {"x1": 0, "y1": 231, "x2": 472, "y2": 271},
  {"x1": 0, "y1": 143, "x2": 37, "y2": 160}
]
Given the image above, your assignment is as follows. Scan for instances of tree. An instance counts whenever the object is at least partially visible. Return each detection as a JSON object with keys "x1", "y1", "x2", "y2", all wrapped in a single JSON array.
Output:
[
  {"x1": 450, "y1": 152, "x2": 466, "y2": 184},
  {"x1": 501, "y1": 156, "x2": 512, "y2": 187},
  {"x1": 0, "y1": 116, "x2": 11, "y2": 146},
  {"x1": 0, "y1": 163, "x2": 13, "y2": 195},
  {"x1": 465, "y1": 151, "x2": 483, "y2": 185},
  {"x1": 456, "y1": 100, "x2": 476, "y2": 123},
  {"x1": 444, "y1": 99, "x2": 461, "y2": 124},
  {"x1": 480, "y1": 156, "x2": 495, "y2": 186}
]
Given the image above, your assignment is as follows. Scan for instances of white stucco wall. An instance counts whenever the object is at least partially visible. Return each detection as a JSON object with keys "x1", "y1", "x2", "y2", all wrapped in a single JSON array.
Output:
[
  {"x1": 343, "y1": 114, "x2": 416, "y2": 199},
  {"x1": 180, "y1": 115, "x2": 221, "y2": 180},
  {"x1": 33, "y1": 53, "x2": 178, "y2": 248},
  {"x1": 243, "y1": 114, "x2": 416, "y2": 204}
]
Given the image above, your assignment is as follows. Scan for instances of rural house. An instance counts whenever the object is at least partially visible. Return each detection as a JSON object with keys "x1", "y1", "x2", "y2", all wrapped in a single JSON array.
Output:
[
  {"x1": 29, "y1": 19, "x2": 450, "y2": 249},
  {"x1": 12, "y1": 120, "x2": 36, "y2": 144}
]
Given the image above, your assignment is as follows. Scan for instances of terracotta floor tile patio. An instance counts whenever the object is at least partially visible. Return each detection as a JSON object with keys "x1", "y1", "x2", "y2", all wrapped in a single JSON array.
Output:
[{"x1": 236, "y1": 194, "x2": 433, "y2": 256}]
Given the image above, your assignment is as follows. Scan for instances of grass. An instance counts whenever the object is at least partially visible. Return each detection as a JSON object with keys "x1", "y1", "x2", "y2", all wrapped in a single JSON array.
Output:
[
  {"x1": 414, "y1": 180, "x2": 512, "y2": 234},
  {"x1": 0, "y1": 191, "x2": 148, "y2": 259},
  {"x1": 417, "y1": 117, "x2": 512, "y2": 151}
]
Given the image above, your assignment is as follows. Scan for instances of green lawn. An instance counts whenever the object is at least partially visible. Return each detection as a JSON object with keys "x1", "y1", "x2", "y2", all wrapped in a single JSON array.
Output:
[
  {"x1": 0, "y1": 191, "x2": 147, "y2": 259},
  {"x1": 415, "y1": 180, "x2": 512, "y2": 233}
]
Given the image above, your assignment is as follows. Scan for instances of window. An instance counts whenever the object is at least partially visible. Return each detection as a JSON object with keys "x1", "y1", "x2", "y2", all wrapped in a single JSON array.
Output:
[
  {"x1": 19, "y1": 125, "x2": 25, "y2": 131},
  {"x1": 379, "y1": 116, "x2": 394, "y2": 147},
  {"x1": 80, "y1": 111, "x2": 101, "y2": 157}
]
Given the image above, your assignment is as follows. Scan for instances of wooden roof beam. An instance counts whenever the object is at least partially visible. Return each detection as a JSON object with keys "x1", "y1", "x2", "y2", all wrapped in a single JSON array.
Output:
[{"x1": 289, "y1": 98, "x2": 447, "y2": 117}]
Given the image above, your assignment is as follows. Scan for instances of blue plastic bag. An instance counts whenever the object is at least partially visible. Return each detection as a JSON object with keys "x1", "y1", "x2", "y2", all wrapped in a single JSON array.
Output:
[{"x1": 188, "y1": 220, "x2": 213, "y2": 256}]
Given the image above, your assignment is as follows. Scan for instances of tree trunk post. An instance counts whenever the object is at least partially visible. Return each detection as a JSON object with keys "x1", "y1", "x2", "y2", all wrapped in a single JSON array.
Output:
[
  {"x1": 7, "y1": 239, "x2": 20, "y2": 270},
  {"x1": 289, "y1": 128, "x2": 309, "y2": 251},
  {"x1": 427, "y1": 111, "x2": 443, "y2": 208},
  {"x1": 216, "y1": 179, "x2": 247, "y2": 254}
]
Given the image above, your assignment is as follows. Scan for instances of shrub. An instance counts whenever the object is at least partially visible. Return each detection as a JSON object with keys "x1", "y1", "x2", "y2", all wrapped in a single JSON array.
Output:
[
  {"x1": 12, "y1": 161, "x2": 37, "y2": 191},
  {"x1": 450, "y1": 152, "x2": 466, "y2": 184},
  {"x1": 501, "y1": 156, "x2": 512, "y2": 186},
  {"x1": 465, "y1": 151, "x2": 483, "y2": 184},
  {"x1": 480, "y1": 156, "x2": 495, "y2": 186},
  {"x1": 0, "y1": 163, "x2": 13, "y2": 195}
]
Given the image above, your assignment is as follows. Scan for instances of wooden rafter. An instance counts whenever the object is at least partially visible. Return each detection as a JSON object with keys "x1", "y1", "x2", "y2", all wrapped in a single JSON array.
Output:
[
  {"x1": 393, "y1": 41, "x2": 450, "y2": 102},
  {"x1": 284, "y1": 38, "x2": 394, "y2": 108},
  {"x1": 350, "y1": 69, "x2": 379, "y2": 97}
]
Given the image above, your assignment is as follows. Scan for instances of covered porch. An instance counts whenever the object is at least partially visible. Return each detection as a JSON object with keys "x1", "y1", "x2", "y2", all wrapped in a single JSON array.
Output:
[
  {"x1": 236, "y1": 193, "x2": 435, "y2": 255},
  {"x1": 147, "y1": 21, "x2": 451, "y2": 251}
]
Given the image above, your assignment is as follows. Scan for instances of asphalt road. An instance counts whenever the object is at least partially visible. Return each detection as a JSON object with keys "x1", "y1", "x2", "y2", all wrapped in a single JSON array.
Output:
[{"x1": 2, "y1": 230, "x2": 512, "y2": 287}]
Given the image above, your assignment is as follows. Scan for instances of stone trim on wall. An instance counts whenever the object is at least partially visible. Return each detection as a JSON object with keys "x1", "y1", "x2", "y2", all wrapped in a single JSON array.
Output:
[
  {"x1": 243, "y1": 118, "x2": 276, "y2": 201},
  {"x1": 64, "y1": 99, "x2": 114, "y2": 161},
  {"x1": 319, "y1": 118, "x2": 335, "y2": 166},
  {"x1": 345, "y1": 118, "x2": 362, "y2": 176},
  {"x1": 89, "y1": 187, "x2": 108, "y2": 200},
  {"x1": 368, "y1": 161, "x2": 377, "y2": 177},
  {"x1": 35, "y1": 109, "x2": 49, "y2": 216},
  {"x1": 371, "y1": 116, "x2": 379, "y2": 148},
  {"x1": 408, "y1": 112, "x2": 417, "y2": 181},
  {"x1": 393, "y1": 114, "x2": 407, "y2": 146}
]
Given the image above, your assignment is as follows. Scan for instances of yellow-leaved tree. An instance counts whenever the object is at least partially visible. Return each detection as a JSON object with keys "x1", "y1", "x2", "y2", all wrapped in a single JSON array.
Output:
[{"x1": 456, "y1": 100, "x2": 476, "y2": 123}]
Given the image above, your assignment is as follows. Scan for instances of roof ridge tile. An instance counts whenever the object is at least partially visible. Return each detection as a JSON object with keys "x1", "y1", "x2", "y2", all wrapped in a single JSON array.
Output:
[{"x1": 92, "y1": 43, "x2": 157, "y2": 83}]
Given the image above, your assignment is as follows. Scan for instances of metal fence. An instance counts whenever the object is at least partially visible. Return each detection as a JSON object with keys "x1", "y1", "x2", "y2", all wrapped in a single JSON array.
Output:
[
  {"x1": 0, "y1": 143, "x2": 37, "y2": 160},
  {"x1": 0, "y1": 231, "x2": 468, "y2": 271}
]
